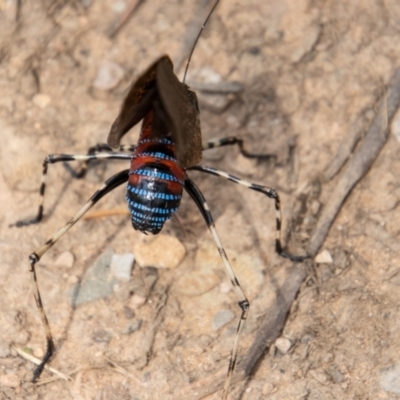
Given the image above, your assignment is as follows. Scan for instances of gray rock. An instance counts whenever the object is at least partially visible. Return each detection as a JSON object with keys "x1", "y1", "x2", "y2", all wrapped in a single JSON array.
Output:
[
  {"x1": 110, "y1": 253, "x2": 135, "y2": 281},
  {"x1": 380, "y1": 362, "x2": 400, "y2": 394},
  {"x1": 72, "y1": 249, "x2": 114, "y2": 306}
]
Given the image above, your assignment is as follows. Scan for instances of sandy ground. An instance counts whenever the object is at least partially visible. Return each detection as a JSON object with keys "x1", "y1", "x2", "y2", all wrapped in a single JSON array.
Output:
[{"x1": 1, "y1": 0, "x2": 400, "y2": 399}]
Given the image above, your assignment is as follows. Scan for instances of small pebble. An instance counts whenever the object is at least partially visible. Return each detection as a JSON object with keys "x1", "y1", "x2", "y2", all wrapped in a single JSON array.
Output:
[
  {"x1": 54, "y1": 251, "x2": 74, "y2": 269},
  {"x1": 32, "y1": 93, "x2": 51, "y2": 108},
  {"x1": 262, "y1": 382, "x2": 274, "y2": 395},
  {"x1": 212, "y1": 309, "x2": 235, "y2": 330},
  {"x1": 129, "y1": 294, "x2": 146, "y2": 309},
  {"x1": 123, "y1": 306, "x2": 135, "y2": 319},
  {"x1": 110, "y1": 253, "x2": 135, "y2": 281},
  {"x1": 122, "y1": 320, "x2": 142, "y2": 335},
  {"x1": 93, "y1": 60, "x2": 125, "y2": 90},
  {"x1": 0, "y1": 372, "x2": 20, "y2": 388},
  {"x1": 92, "y1": 329, "x2": 111, "y2": 343},
  {"x1": 134, "y1": 235, "x2": 186, "y2": 269},
  {"x1": 315, "y1": 250, "x2": 333, "y2": 264},
  {"x1": 275, "y1": 337, "x2": 292, "y2": 354},
  {"x1": 219, "y1": 280, "x2": 231, "y2": 294}
]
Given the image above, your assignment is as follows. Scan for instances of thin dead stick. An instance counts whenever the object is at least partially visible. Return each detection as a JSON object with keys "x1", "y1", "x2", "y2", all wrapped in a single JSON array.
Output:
[
  {"x1": 13, "y1": 345, "x2": 71, "y2": 381},
  {"x1": 322, "y1": 111, "x2": 369, "y2": 181},
  {"x1": 241, "y1": 265, "x2": 308, "y2": 376},
  {"x1": 309, "y1": 67, "x2": 400, "y2": 256}
]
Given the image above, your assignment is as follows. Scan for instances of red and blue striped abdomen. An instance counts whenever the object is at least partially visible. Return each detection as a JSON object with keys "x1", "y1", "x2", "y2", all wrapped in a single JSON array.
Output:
[{"x1": 126, "y1": 137, "x2": 185, "y2": 234}]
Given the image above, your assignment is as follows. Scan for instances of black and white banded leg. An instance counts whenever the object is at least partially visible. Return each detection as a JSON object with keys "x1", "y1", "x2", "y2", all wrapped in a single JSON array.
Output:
[
  {"x1": 188, "y1": 165, "x2": 309, "y2": 261},
  {"x1": 202, "y1": 136, "x2": 276, "y2": 160},
  {"x1": 64, "y1": 143, "x2": 136, "y2": 178},
  {"x1": 12, "y1": 152, "x2": 131, "y2": 227},
  {"x1": 184, "y1": 178, "x2": 248, "y2": 400},
  {"x1": 28, "y1": 169, "x2": 129, "y2": 380}
]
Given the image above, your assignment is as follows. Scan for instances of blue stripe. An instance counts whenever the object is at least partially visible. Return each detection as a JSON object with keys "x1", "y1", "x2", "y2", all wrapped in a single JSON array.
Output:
[
  {"x1": 135, "y1": 152, "x2": 176, "y2": 161},
  {"x1": 128, "y1": 206, "x2": 174, "y2": 221},
  {"x1": 139, "y1": 138, "x2": 173, "y2": 145},
  {"x1": 126, "y1": 197, "x2": 178, "y2": 214}
]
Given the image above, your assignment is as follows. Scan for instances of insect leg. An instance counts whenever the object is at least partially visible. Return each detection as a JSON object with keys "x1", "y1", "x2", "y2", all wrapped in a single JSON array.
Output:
[
  {"x1": 29, "y1": 169, "x2": 129, "y2": 381},
  {"x1": 64, "y1": 143, "x2": 136, "y2": 178},
  {"x1": 184, "y1": 178, "x2": 248, "y2": 400},
  {"x1": 187, "y1": 165, "x2": 309, "y2": 262},
  {"x1": 202, "y1": 136, "x2": 276, "y2": 160},
  {"x1": 12, "y1": 153, "x2": 131, "y2": 227}
]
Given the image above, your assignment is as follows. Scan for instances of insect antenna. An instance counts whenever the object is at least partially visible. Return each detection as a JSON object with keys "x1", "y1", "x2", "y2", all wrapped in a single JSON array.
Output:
[{"x1": 182, "y1": 0, "x2": 220, "y2": 84}]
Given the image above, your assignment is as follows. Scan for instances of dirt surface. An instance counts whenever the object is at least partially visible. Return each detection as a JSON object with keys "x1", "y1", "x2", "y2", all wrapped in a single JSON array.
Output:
[{"x1": 1, "y1": 0, "x2": 400, "y2": 399}]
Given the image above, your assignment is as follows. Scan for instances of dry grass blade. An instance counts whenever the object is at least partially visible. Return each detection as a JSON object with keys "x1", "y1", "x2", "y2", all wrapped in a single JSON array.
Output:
[{"x1": 12, "y1": 345, "x2": 71, "y2": 382}]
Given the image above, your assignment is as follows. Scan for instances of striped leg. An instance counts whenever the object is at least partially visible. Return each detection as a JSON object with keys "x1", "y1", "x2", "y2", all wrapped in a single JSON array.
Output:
[
  {"x1": 29, "y1": 169, "x2": 129, "y2": 381},
  {"x1": 184, "y1": 178, "x2": 248, "y2": 400},
  {"x1": 12, "y1": 152, "x2": 131, "y2": 227},
  {"x1": 202, "y1": 136, "x2": 276, "y2": 160},
  {"x1": 188, "y1": 165, "x2": 309, "y2": 262},
  {"x1": 64, "y1": 143, "x2": 136, "y2": 178}
]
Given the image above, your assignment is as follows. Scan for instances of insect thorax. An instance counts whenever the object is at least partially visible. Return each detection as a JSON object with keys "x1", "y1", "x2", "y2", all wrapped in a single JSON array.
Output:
[{"x1": 126, "y1": 114, "x2": 185, "y2": 234}]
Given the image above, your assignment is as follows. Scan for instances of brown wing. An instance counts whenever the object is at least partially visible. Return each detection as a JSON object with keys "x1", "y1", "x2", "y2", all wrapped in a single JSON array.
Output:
[
  {"x1": 107, "y1": 56, "x2": 173, "y2": 148},
  {"x1": 107, "y1": 55, "x2": 202, "y2": 168},
  {"x1": 156, "y1": 58, "x2": 202, "y2": 168}
]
